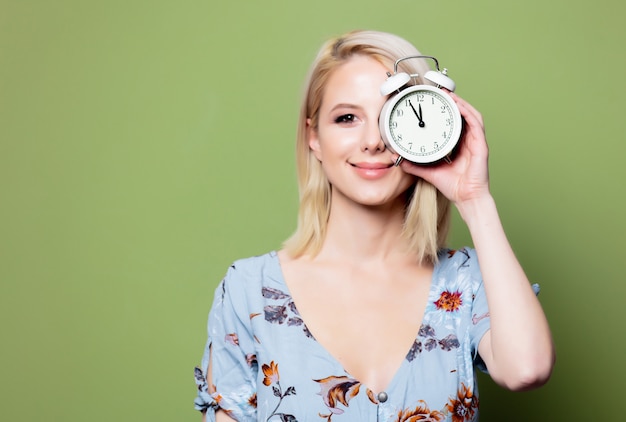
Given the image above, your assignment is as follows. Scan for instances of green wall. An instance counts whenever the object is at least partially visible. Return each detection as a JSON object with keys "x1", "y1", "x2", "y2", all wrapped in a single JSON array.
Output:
[{"x1": 1, "y1": 0, "x2": 625, "y2": 420}]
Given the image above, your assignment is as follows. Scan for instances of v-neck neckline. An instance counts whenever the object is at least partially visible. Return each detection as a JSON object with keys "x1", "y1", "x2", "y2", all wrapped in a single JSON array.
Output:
[{"x1": 268, "y1": 250, "x2": 443, "y2": 396}]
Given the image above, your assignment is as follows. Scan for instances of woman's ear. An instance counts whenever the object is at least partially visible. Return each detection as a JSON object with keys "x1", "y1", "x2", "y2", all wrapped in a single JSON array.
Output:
[{"x1": 307, "y1": 118, "x2": 322, "y2": 161}]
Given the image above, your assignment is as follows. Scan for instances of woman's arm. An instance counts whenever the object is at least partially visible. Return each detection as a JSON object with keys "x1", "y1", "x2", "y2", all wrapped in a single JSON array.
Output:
[
  {"x1": 397, "y1": 93, "x2": 555, "y2": 390},
  {"x1": 460, "y1": 193, "x2": 555, "y2": 390},
  {"x1": 202, "y1": 410, "x2": 234, "y2": 422},
  {"x1": 215, "y1": 411, "x2": 235, "y2": 422}
]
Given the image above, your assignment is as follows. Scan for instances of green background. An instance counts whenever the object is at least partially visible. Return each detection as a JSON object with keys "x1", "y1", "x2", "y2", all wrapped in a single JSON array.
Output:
[{"x1": 1, "y1": 0, "x2": 624, "y2": 420}]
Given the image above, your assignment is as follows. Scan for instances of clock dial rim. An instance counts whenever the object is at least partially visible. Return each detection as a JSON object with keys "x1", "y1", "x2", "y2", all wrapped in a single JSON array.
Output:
[{"x1": 380, "y1": 85, "x2": 462, "y2": 164}]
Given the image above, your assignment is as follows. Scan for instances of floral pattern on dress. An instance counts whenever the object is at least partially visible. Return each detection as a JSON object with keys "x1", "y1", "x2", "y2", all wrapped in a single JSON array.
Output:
[
  {"x1": 263, "y1": 287, "x2": 313, "y2": 339},
  {"x1": 261, "y1": 361, "x2": 297, "y2": 421},
  {"x1": 314, "y1": 375, "x2": 377, "y2": 421},
  {"x1": 394, "y1": 384, "x2": 478, "y2": 422},
  {"x1": 423, "y1": 253, "x2": 473, "y2": 330},
  {"x1": 194, "y1": 366, "x2": 257, "y2": 420},
  {"x1": 193, "y1": 364, "x2": 258, "y2": 418},
  {"x1": 395, "y1": 400, "x2": 445, "y2": 421},
  {"x1": 406, "y1": 324, "x2": 460, "y2": 362},
  {"x1": 193, "y1": 366, "x2": 219, "y2": 413},
  {"x1": 434, "y1": 290, "x2": 463, "y2": 312},
  {"x1": 444, "y1": 383, "x2": 478, "y2": 422},
  {"x1": 447, "y1": 249, "x2": 470, "y2": 268}
]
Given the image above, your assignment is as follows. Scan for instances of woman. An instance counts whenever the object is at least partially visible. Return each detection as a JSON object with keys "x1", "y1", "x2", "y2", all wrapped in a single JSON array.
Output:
[{"x1": 194, "y1": 30, "x2": 555, "y2": 421}]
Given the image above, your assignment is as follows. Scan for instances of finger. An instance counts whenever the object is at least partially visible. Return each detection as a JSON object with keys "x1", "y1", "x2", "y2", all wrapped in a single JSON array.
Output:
[
  {"x1": 399, "y1": 159, "x2": 439, "y2": 184},
  {"x1": 450, "y1": 92, "x2": 483, "y2": 126},
  {"x1": 451, "y1": 96, "x2": 487, "y2": 151},
  {"x1": 451, "y1": 100, "x2": 485, "y2": 145}
]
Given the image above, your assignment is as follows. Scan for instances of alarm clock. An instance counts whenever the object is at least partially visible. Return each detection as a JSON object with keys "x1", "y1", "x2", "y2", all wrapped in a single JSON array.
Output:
[{"x1": 379, "y1": 55, "x2": 463, "y2": 165}]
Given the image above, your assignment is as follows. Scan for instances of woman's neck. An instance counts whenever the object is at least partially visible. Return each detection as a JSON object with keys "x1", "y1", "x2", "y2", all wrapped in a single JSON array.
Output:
[{"x1": 317, "y1": 195, "x2": 413, "y2": 264}]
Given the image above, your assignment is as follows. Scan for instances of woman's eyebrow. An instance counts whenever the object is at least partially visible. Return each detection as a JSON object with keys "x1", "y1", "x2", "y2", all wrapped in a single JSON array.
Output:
[{"x1": 329, "y1": 103, "x2": 361, "y2": 112}]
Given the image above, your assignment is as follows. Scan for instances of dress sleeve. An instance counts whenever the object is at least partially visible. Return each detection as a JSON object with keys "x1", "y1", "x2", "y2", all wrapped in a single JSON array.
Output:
[
  {"x1": 465, "y1": 248, "x2": 491, "y2": 372},
  {"x1": 194, "y1": 264, "x2": 258, "y2": 421}
]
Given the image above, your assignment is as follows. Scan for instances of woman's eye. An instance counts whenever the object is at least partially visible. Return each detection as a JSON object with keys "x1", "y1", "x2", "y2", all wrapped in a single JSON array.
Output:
[{"x1": 334, "y1": 114, "x2": 357, "y2": 124}]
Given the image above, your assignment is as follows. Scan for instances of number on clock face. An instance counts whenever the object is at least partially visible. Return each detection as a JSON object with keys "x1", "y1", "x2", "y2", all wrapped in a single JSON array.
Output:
[{"x1": 389, "y1": 90, "x2": 457, "y2": 157}]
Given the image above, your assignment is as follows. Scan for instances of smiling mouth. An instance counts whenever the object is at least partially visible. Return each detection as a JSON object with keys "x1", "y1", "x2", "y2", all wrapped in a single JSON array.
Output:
[{"x1": 350, "y1": 162, "x2": 393, "y2": 170}]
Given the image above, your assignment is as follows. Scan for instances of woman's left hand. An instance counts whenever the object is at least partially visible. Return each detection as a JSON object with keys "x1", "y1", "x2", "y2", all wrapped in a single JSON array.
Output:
[{"x1": 393, "y1": 93, "x2": 491, "y2": 205}]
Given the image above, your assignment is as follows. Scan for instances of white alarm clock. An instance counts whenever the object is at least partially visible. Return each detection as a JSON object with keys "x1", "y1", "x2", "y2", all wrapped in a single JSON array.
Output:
[{"x1": 379, "y1": 55, "x2": 463, "y2": 165}]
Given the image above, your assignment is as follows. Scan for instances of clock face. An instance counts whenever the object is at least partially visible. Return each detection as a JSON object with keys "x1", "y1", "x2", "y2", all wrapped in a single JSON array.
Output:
[{"x1": 383, "y1": 85, "x2": 462, "y2": 163}]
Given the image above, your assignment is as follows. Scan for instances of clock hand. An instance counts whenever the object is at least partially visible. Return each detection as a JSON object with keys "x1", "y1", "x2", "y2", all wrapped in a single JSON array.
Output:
[{"x1": 409, "y1": 100, "x2": 425, "y2": 128}]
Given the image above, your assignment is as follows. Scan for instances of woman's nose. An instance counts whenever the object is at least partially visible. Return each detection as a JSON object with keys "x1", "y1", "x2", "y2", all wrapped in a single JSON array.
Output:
[{"x1": 361, "y1": 121, "x2": 385, "y2": 152}]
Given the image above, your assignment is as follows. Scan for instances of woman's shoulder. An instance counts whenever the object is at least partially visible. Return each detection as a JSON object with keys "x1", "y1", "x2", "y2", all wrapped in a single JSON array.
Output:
[
  {"x1": 436, "y1": 247, "x2": 482, "y2": 287},
  {"x1": 437, "y1": 247, "x2": 478, "y2": 268},
  {"x1": 212, "y1": 251, "x2": 283, "y2": 312},
  {"x1": 229, "y1": 250, "x2": 278, "y2": 270},
  {"x1": 221, "y1": 250, "x2": 283, "y2": 289}
]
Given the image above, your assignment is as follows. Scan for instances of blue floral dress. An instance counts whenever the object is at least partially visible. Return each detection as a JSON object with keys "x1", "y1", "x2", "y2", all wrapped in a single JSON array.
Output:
[{"x1": 194, "y1": 248, "x2": 491, "y2": 422}]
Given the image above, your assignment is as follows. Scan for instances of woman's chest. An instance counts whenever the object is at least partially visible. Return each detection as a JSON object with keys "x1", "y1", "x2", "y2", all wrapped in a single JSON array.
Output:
[
  {"x1": 250, "y1": 298, "x2": 478, "y2": 422},
  {"x1": 278, "y1": 261, "x2": 434, "y2": 393}
]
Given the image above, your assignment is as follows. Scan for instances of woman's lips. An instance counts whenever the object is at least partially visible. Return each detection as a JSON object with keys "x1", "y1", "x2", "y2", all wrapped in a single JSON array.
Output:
[{"x1": 350, "y1": 161, "x2": 393, "y2": 179}]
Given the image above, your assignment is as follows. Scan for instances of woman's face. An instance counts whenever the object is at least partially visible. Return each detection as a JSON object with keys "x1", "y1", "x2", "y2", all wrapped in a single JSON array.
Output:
[{"x1": 308, "y1": 54, "x2": 416, "y2": 209}]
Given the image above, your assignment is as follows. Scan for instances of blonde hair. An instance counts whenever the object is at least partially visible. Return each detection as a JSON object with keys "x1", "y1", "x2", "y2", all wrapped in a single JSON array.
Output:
[{"x1": 283, "y1": 30, "x2": 451, "y2": 263}]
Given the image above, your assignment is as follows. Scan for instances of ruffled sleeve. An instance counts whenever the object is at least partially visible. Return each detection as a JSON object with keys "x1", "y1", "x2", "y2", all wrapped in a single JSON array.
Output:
[{"x1": 194, "y1": 264, "x2": 258, "y2": 421}]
